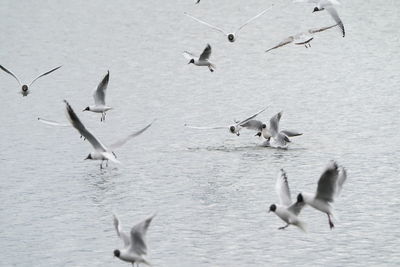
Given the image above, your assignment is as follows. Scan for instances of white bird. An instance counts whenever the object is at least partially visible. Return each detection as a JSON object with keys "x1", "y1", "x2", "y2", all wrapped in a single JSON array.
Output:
[
  {"x1": 265, "y1": 24, "x2": 339, "y2": 52},
  {"x1": 259, "y1": 111, "x2": 302, "y2": 148},
  {"x1": 64, "y1": 100, "x2": 153, "y2": 169},
  {"x1": 83, "y1": 71, "x2": 112, "y2": 122},
  {"x1": 184, "y1": 106, "x2": 268, "y2": 136},
  {"x1": 0, "y1": 65, "x2": 61, "y2": 96},
  {"x1": 113, "y1": 214, "x2": 156, "y2": 266},
  {"x1": 184, "y1": 5, "x2": 274, "y2": 42},
  {"x1": 297, "y1": 161, "x2": 347, "y2": 229},
  {"x1": 269, "y1": 169, "x2": 306, "y2": 231},
  {"x1": 183, "y1": 44, "x2": 215, "y2": 72},
  {"x1": 293, "y1": 0, "x2": 345, "y2": 37}
]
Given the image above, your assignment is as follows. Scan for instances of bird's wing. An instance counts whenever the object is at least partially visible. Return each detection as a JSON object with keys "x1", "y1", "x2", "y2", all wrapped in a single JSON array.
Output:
[
  {"x1": 280, "y1": 130, "x2": 302, "y2": 137},
  {"x1": 113, "y1": 214, "x2": 131, "y2": 247},
  {"x1": 184, "y1": 124, "x2": 227, "y2": 130},
  {"x1": 199, "y1": 44, "x2": 212, "y2": 61},
  {"x1": 265, "y1": 37, "x2": 294, "y2": 53},
  {"x1": 109, "y1": 120, "x2": 154, "y2": 150},
  {"x1": 336, "y1": 167, "x2": 347, "y2": 197},
  {"x1": 269, "y1": 111, "x2": 283, "y2": 137},
  {"x1": 315, "y1": 161, "x2": 340, "y2": 202},
  {"x1": 308, "y1": 23, "x2": 339, "y2": 34},
  {"x1": 0, "y1": 65, "x2": 22, "y2": 85},
  {"x1": 93, "y1": 71, "x2": 109, "y2": 106},
  {"x1": 37, "y1": 117, "x2": 70, "y2": 127},
  {"x1": 276, "y1": 169, "x2": 292, "y2": 206},
  {"x1": 235, "y1": 5, "x2": 274, "y2": 33},
  {"x1": 239, "y1": 119, "x2": 264, "y2": 131},
  {"x1": 183, "y1": 51, "x2": 198, "y2": 61},
  {"x1": 63, "y1": 100, "x2": 107, "y2": 152},
  {"x1": 29, "y1": 65, "x2": 62, "y2": 86},
  {"x1": 288, "y1": 200, "x2": 306, "y2": 216},
  {"x1": 326, "y1": 6, "x2": 345, "y2": 37},
  {"x1": 184, "y1": 12, "x2": 227, "y2": 35},
  {"x1": 129, "y1": 214, "x2": 156, "y2": 256},
  {"x1": 237, "y1": 106, "x2": 268, "y2": 126}
]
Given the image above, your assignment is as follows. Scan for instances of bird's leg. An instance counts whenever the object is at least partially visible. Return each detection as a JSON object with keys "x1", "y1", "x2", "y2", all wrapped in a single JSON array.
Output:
[
  {"x1": 106, "y1": 160, "x2": 108, "y2": 167},
  {"x1": 328, "y1": 213, "x2": 334, "y2": 229},
  {"x1": 305, "y1": 44, "x2": 308, "y2": 49},
  {"x1": 103, "y1": 112, "x2": 106, "y2": 121},
  {"x1": 100, "y1": 161, "x2": 103, "y2": 169},
  {"x1": 278, "y1": 224, "x2": 289, "y2": 230},
  {"x1": 308, "y1": 43, "x2": 311, "y2": 48}
]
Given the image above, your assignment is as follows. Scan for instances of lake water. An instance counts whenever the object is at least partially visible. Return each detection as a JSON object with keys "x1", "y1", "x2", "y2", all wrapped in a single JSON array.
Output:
[{"x1": 0, "y1": 0, "x2": 399, "y2": 266}]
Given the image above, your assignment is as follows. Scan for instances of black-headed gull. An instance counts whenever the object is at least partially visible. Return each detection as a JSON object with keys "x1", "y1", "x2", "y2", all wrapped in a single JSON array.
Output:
[
  {"x1": 297, "y1": 161, "x2": 347, "y2": 229},
  {"x1": 265, "y1": 24, "x2": 339, "y2": 52},
  {"x1": 113, "y1": 214, "x2": 155, "y2": 266},
  {"x1": 294, "y1": 0, "x2": 345, "y2": 37},
  {"x1": 184, "y1": 106, "x2": 268, "y2": 136},
  {"x1": 183, "y1": 44, "x2": 215, "y2": 72},
  {"x1": 269, "y1": 169, "x2": 306, "y2": 231},
  {"x1": 257, "y1": 111, "x2": 302, "y2": 148},
  {"x1": 0, "y1": 65, "x2": 61, "y2": 96},
  {"x1": 64, "y1": 100, "x2": 153, "y2": 169},
  {"x1": 184, "y1": 5, "x2": 274, "y2": 42},
  {"x1": 83, "y1": 71, "x2": 112, "y2": 122}
]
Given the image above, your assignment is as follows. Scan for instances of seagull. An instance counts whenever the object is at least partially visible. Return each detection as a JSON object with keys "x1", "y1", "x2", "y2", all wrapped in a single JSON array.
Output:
[
  {"x1": 63, "y1": 100, "x2": 153, "y2": 169},
  {"x1": 183, "y1": 44, "x2": 215, "y2": 72},
  {"x1": 83, "y1": 71, "x2": 112, "y2": 122},
  {"x1": 0, "y1": 65, "x2": 62, "y2": 96},
  {"x1": 296, "y1": 161, "x2": 347, "y2": 229},
  {"x1": 184, "y1": 106, "x2": 268, "y2": 136},
  {"x1": 113, "y1": 214, "x2": 155, "y2": 266},
  {"x1": 269, "y1": 169, "x2": 306, "y2": 231},
  {"x1": 265, "y1": 24, "x2": 339, "y2": 52},
  {"x1": 293, "y1": 0, "x2": 345, "y2": 37},
  {"x1": 184, "y1": 5, "x2": 274, "y2": 42},
  {"x1": 256, "y1": 111, "x2": 302, "y2": 148}
]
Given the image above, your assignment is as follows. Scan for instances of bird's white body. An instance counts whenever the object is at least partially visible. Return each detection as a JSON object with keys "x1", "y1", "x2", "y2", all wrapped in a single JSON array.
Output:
[
  {"x1": 274, "y1": 204, "x2": 305, "y2": 227},
  {"x1": 301, "y1": 192, "x2": 333, "y2": 214},
  {"x1": 86, "y1": 105, "x2": 113, "y2": 113}
]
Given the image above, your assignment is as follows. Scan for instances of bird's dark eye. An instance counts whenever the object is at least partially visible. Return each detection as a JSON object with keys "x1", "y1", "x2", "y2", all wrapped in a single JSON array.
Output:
[{"x1": 230, "y1": 126, "x2": 235, "y2": 133}]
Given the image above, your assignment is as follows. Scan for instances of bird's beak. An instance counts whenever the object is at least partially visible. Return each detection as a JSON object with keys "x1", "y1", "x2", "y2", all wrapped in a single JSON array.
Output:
[
  {"x1": 84, "y1": 155, "x2": 90, "y2": 160},
  {"x1": 188, "y1": 61, "x2": 191, "y2": 64},
  {"x1": 82, "y1": 109, "x2": 86, "y2": 112},
  {"x1": 268, "y1": 210, "x2": 271, "y2": 213}
]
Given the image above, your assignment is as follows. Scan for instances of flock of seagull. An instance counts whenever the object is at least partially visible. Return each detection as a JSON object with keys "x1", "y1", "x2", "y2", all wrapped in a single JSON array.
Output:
[{"x1": 1, "y1": 0, "x2": 348, "y2": 266}]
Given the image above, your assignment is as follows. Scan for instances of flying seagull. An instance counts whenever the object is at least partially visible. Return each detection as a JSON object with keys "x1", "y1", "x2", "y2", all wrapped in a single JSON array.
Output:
[
  {"x1": 256, "y1": 111, "x2": 302, "y2": 148},
  {"x1": 183, "y1": 44, "x2": 215, "y2": 72},
  {"x1": 83, "y1": 71, "x2": 113, "y2": 122},
  {"x1": 293, "y1": 0, "x2": 345, "y2": 37},
  {"x1": 113, "y1": 214, "x2": 156, "y2": 266},
  {"x1": 269, "y1": 169, "x2": 306, "y2": 231},
  {"x1": 0, "y1": 65, "x2": 61, "y2": 96},
  {"x1": 184, "y1": 5, "x2": 274, "y2": 42},
  {"x1": 185, "y1": 106, "x2": 268, "y2": 136},
  {"x1": 64, "y1": 100, "x2": 153, "y2": 169},
  {"x1": 297, "y1": 161, "x2": 347, "y2": 229},
  {"x1": 265, "y1": 24, "x2": 339, "y2": 52}
]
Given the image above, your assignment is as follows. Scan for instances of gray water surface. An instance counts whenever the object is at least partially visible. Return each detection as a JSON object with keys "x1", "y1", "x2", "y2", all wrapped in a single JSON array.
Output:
[{"x1": 0, "y1": 0, "x2": 399, "y2": 266}]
